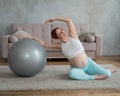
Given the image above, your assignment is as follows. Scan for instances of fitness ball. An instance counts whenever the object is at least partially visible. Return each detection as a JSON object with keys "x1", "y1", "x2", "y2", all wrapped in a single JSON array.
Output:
[{"x1": 8, "y1": 38, "x2": 47, "y2": 77}]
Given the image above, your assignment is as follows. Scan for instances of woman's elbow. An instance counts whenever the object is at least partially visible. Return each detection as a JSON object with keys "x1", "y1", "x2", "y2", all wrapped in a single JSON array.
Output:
[{"x1": 67, "y1": 18, "x2": 72, "y2": 22}]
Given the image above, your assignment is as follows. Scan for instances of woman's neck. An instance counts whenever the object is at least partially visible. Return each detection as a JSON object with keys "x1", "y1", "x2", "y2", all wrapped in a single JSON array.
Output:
[{"x1": 61, "y1": 37, "x2": 69, "y2": 43}]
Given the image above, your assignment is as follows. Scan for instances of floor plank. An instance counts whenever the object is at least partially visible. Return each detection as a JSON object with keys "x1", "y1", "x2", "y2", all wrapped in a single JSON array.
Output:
[{"x1": 0, "y1": 89, "x2": 120, "y2": 96}]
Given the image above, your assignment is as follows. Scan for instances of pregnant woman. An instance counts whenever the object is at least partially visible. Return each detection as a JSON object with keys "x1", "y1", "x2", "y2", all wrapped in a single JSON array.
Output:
[{"x1": 28, "y1": 17, "x2": 116, "y2": 80}]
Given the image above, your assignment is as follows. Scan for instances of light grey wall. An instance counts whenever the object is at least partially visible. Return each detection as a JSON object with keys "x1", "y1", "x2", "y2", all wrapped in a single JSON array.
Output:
[{"x1": 0, "y1": 0, "x2": 120, "y2": 57}]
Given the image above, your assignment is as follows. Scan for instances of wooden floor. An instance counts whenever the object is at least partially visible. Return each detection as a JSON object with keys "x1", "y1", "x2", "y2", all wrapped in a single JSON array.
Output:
[{"x1": 0, "y1": 56, "x2": 120, "y2": 96}]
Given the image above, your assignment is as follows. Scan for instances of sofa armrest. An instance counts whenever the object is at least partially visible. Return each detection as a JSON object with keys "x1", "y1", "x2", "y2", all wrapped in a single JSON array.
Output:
[
  {"x1": 95, "y1": 35, "x2": 102, "y2": 56},
  {"x1": 2, "y1": 35, "x2": 10, "y2": 58}
]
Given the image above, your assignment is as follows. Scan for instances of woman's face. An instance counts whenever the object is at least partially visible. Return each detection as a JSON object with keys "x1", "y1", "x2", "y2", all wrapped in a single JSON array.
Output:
[{"x1": 55, "y1": 28, "x2": 67, "y2": 40}]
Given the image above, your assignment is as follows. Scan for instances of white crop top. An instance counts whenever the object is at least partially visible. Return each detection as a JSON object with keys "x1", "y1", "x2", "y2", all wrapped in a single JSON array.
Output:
[{"x1": 62, "y1": 37, "x2": 84, "y2": 60}]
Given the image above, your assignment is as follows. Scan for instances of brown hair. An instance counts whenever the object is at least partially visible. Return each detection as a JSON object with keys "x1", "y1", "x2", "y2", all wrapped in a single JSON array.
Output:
[{"x1": 51, "y1": 27, "x2": 60, "y2": 39}]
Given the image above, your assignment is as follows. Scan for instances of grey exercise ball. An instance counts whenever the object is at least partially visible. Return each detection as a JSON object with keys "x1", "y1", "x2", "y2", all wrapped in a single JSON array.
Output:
[{"x1": 8, "y1": 39, "x2": 47, "y2": 77}]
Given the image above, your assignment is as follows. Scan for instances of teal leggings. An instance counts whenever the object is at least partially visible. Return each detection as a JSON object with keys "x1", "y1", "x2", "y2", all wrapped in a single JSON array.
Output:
[{"x1": 68, "y1": 57, "x2": 111, "y2": 80}]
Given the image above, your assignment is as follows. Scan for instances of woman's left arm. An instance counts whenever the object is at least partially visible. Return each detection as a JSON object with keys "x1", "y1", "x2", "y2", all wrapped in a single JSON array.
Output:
[{"x1": 65, "y1": 18, "x2": 79, "y2": 39}]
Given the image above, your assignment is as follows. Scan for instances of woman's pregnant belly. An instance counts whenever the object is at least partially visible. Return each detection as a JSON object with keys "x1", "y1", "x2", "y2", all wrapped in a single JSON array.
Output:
[{"x1": 69, "y1": 51, "x2": 88, "y2": 68}]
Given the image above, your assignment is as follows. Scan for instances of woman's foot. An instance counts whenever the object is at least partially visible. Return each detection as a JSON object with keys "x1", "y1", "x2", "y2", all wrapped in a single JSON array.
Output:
[
  {"x1": 110, "y1": 68, "x2": 116, "y2": 73},
  {"x1": 105, "y1": 68, "x2": 117, "y2": 73},
  {"x1": 95, "y1": 75, "x2": 108, "y2": 80}
]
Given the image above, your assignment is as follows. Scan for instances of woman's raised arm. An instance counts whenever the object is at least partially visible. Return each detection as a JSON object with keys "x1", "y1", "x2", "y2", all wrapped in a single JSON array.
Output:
[{"x1": 45, "y1": 17, "x2": 79, "y2": 39}]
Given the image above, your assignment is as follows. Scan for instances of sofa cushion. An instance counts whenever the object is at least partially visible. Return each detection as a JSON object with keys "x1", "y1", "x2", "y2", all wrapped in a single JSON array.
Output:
[
  {"x1": 12, "y1": 24, "x2": 52, "y2": 44},
  {"x1": 9, "y1": 43, "x2": 14, "y2": 49},
  {"x1": 51, "y1": 23, "x2": 90, "y2": 43},
  {"x1": 81, "y1": 42, "x2": 96, "y2": 51},
  {"x1": 9, "y1": 35, "x2": 19, "y2": 43},
  {"x1": 79, "y1": 32, "x2": 95, "y2": 43},
  {"x1": 26, "y1": 24, "x2": 51, "y2": 44},
  {"x1": 45, "y1": 47, "x2": 61, "y2": 52},
  {"x1": 10, "y1": 29, "x2": 31, "y2": 43},
  {"x1": 86, "y1": 35, "x2": 95, "y2": 43},
  {"x1": 46, "y1": 42, "x2": 96, "y2": 52},
  {"x1": 12, "y1": 24, "x2": 33, "y2": 34},
  {"x1": 75, "y1": 24, "x2": 90, "y2": 35}
]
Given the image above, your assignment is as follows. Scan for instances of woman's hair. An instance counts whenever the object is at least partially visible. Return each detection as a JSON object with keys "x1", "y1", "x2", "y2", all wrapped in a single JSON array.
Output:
[{"x1": 51, "y1": 27, "x2": 60, "y2": 39}]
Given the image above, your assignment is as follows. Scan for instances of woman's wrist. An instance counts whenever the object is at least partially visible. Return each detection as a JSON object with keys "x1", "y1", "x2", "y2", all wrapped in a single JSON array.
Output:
[{"x1": 53, "y1": 17, "x2": 56, "y2": 21}]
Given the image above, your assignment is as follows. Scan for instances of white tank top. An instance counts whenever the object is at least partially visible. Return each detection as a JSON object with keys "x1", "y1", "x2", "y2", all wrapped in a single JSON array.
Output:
[{"x1": 62, "y1": 37, "x2": 84, "y2": 60}]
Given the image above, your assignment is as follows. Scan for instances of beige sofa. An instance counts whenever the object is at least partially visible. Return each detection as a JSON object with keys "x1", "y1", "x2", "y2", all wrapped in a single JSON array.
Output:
[{"x1": 2, "y1": 23, "x2": 102, "y2": 59}]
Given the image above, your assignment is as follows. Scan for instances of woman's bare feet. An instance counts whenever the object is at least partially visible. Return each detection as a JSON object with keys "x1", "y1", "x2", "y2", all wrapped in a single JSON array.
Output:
[
  {"x1": 110, "y1": 68, "x2": 116, "y2": 73},
  {"x1": 95, "y1": 75, "x2": 108, "y2": 80},
  {"x1": 105, "y1": 68, "x2": 117, "y2": 73}
]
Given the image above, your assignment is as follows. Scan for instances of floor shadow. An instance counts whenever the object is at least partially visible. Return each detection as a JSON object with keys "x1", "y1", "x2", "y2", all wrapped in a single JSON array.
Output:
[
  {"x1": 0, "y1": 71, "x2": 18, "y2": 78},
  {"x1": 55, "y1": 74, "x2": 70, "y2": 80}
]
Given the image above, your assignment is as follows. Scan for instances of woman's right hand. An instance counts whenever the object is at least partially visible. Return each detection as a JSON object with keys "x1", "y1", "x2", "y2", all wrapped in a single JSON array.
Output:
[{"x1": 44, "y1": 18, "x2": 56, "y2": 23}]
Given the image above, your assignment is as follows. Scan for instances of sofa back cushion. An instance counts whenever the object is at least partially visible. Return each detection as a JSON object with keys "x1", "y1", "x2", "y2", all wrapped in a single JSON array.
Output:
[
  {"x1": 75, "y1": 24, "x2": 90, "y2": 35},
  {"x1": 10, "y1": 29, "x2": 31, "y2": 43},
  {"x1": 12, "y1": 23, "x2": 90, "y2": 44},
  {"x1": 12, "y1": 24, "x2": 51, "y2": 44},
  {"x1": 51, "y1": 23, "x2": 90, "y2": 44}
]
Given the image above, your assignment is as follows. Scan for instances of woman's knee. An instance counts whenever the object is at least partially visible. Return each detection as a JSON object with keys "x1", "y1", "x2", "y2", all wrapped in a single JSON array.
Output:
[
  {"x1": 106, "y1": 69, "x2": 111, "y2": 77},
  {"x1": 68, "y1": 68, "x2": 78, "y2": 79},
  {"x1": 68, "y1": 68, "x2": 85, "y2": 80}
]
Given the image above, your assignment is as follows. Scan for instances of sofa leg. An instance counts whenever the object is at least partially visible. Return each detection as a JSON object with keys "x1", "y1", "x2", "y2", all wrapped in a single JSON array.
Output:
[{"x1": 0, "y1": 58, "x2": 8, "y2": 63}]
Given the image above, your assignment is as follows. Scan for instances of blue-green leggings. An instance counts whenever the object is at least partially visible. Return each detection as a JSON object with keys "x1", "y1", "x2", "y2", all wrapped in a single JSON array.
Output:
[{"x1": 68, "y1": 57, "x2": 111, "y2": 80}]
